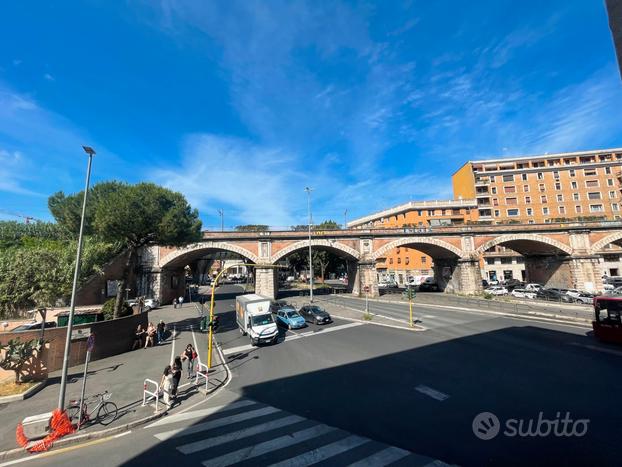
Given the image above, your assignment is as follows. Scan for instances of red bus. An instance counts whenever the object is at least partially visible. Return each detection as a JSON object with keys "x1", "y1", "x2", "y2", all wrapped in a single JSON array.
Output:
[{"x1": 593, "y1": 296, "x2": 622, "y2": 344}]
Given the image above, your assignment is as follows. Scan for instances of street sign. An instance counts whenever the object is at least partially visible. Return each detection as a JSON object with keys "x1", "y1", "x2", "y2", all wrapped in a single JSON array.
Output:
[
  {"x1": 71, "y1": 327, "x2": 91, "y2": 341},
  {"x1": 86, "y1": 334, "x2": 95, "y2": 352},
  {"x1": 364, "y1": 286, "x2": 370, "y2": 293}
]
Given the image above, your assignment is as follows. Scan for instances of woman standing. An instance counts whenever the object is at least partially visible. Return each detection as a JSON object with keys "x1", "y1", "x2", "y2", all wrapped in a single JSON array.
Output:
[
  {"x1": 171, "y1": 356, "x2": 182, "y2": 399},
  {"x1": 181, "y1": 344, "x2": 196, "y2": 379},
  {"x1": 144, "y1": 322, "x2": 156, "y2": 348},
  {"x1": 159, "y1": 365, "x2": 174, "y2": 407}
]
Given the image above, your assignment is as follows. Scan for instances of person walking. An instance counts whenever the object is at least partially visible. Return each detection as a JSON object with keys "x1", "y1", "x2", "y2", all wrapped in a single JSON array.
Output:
[
  {"x1": 171, "y1": 356, "x2": 182, "y2": 400},
  {"x1": 132, "y1": 324, "x2": 145, "y2": 351},
  {"x1": 172, "y1": 298, "x2": 178, "y2": 309},
  {"x1": 159, "y1": 365, "x2": 174, "y2": 407},
  {"x1": 178, "y1": 295, "x2": 184, "y2": 308},
  {"x1": 157, "y1": 320, "x2": 166, "y2": 344},
  {"x1": 144, "y1": 322, "x2": 156, "y2": 348},
  {"x1": 181, "y1": 344, "x2": 196, "y2": 379}
]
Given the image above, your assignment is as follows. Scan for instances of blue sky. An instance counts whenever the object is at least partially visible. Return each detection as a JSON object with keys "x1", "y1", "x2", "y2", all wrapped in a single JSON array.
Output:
[{"x1": 1, "y1": 0, "x2": 622, "y2": 228}]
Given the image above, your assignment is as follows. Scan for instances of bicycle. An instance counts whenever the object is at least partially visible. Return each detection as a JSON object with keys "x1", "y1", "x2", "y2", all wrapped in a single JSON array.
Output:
[{"x1": 66, "y1": 391, "x2": 118, "y2": 427}]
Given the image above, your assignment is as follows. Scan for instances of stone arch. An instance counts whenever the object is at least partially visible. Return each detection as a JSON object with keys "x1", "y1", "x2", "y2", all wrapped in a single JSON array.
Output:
[
  {"x1": 159, "y1": 241, "x2": 260, "y2": 268},
  {"x1": 474, "y1": 234, "x2": 573, "y2": 256},
  {"x1": 371, "y1": 237, "x2": 465, "y2": 261},
  {"x1": 271, "y1": 239, "x2": 360, "y2": 264},
  {"x1": 590, "y1": 231, "x2": 622, "y2": 254}
]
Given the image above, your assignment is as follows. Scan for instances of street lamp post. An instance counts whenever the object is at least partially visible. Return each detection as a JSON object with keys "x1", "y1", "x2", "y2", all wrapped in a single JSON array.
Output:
[
  {"x1": 218, "y1": 209, "x2": 224, "y2": 232},
  {"x1": 305, "y1": 187, "x2": 314, "y2": 302},
  {"x1": 344, "y1": 209, "x2": 348, "y2": 229},
  {"x1": 58, "y1": 146, "x2": 95, "y2": 411}
]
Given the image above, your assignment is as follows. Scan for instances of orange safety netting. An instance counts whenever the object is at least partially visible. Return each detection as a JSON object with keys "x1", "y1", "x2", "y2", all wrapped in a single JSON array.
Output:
[{"x1": 16, "y1": 409, "x2": 75, "y2": 453}]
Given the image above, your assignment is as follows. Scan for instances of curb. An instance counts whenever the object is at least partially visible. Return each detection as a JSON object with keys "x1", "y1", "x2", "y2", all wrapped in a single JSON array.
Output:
[
  {"x1": 0, "y1": 410, "x2": 165, "y2": 462},
  {"x1": 332, "y1": 294, "x2": 592, "y2": 326},
  {"x1": 0, "y1": 380, "x2": 47, "y2": 404}
]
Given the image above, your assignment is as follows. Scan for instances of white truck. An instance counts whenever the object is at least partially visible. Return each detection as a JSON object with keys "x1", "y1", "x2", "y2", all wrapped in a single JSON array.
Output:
[{"x1": 236, "y1": 294, "x2": 279, "y2": 346}]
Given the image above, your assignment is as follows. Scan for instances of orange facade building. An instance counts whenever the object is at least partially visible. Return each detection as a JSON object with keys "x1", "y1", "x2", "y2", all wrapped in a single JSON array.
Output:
[{"x1": 453, "y1": 148, "x2": 622, "y2": 224}]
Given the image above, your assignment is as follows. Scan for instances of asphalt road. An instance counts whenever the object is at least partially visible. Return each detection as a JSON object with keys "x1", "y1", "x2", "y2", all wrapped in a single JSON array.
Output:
[{"x1": 7, "y1": 285, "x2": 622, "y2": 467}]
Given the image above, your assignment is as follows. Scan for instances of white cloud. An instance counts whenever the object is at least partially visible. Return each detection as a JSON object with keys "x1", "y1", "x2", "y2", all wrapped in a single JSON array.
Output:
[
  {"x1": 43, "y1": 73, "x2": 55, "y2": 81},
  {"x1": 0, "y1": 149, "x2": 41, "y2": 196}
]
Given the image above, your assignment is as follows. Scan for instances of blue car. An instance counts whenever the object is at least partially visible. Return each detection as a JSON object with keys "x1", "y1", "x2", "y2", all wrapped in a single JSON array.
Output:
[{"x1": 275, "y1": 307, "x2": 306, "y2": 329}]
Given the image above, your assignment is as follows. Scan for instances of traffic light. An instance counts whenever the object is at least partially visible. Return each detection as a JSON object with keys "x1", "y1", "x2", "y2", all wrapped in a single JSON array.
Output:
[
  {"x1": 406, "y1": 286, "x2": 416, "y2": 301},
  {"x1": 209, "y1": 317, "x2": 220, "y2": 331}
]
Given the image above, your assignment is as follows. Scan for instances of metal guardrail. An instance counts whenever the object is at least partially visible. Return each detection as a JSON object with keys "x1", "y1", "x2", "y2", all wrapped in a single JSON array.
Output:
[
  {"x1": 195, "y1": 362, "x2": 209, "y2": 392},
  {"x1": 142, "y1": 378, "x2": 161, "y2": 413}
]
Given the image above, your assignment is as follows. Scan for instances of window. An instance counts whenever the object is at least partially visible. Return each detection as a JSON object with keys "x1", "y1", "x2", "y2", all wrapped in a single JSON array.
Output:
[
  {"x1": 485, "y1": 258, "x2": 495, "y2": 265},
  {"x1": 542, "y1": 207, "x2": 549, "y2": 215},
  {"x1": 507, "y1": 209, "x2": 519, "y2": 216},
  {"x1": 537, "y1": 172, "x2": 544, "y2": 180},
  {"x1": 559, "y1": 206, "x2": 566, "y2": 214},
  {"x1": 569, "y1": 169, "x2": 575, "y2": 177},
  {"x1": 526, "y1": 207, "x2": 533, "y2": 215},
  {"x1": 571, "y1": 181, "x2": 578, "y2": 189},
  {"x1": 613, "y1": 203, "x2": 620, "y2": 212},
  {"x1": 504, "y1": 186, "x2": 516, "y2": 193},
  {"x1": 541, "y1": 195, "x2": 548, "y2": 203},
  {"x1": 494, "y1": 210, "x2": 500, "y2": 216},
  {"x1": 586, "y1": 180, "x2": 599, "y2": 188},
  {"x1": 389, "y1": 258, "x2": 393, "y2": 264},
  {"x1": 610, "y1": 191, "x2": 617, "y2": 199},
  {"x1": 573, "y1": 193, "x2": 580, "y2": 201},
  {"x1": 502, "y1": 174, "x2": 514, "y2": 182},
  {"x1": 539, "y1": 183, "x2": 545, "y2": 191},
  {"x1": 584, "y1": 168, "x2": 597, "y2": 176},
  {"x1": 405, "y1": 257, "x2": 410, "y2": 265},
  {"x1": 608, "y1": 179, "x2": 615, "y2": 186},
  {"x1": 556, "y1": 194, "x2": 563, "y2": 202},
  {"x1": 396, "y1": 248, "x2": 400, "y2": 254},
  {"x1": 588, "y1": 192, "x2": 602, "y2": 200},
  {"x1": 525, "y1": 196, "x2": 531, "y2": 204},
  {"x1": 521, "y1": 173, "x2": 528, "y2": 181},
  {"x1": 490, "y1": 176, "x2": 495, "y2": 182},
  {"x1": 421, "y1": 256, "x2": 426, "y2": 264},
  {"x1": 523, "y1": 185, "x2": 529, "y2": 192},
  {"x1": 553, "y1": 171, "x2": 560, "y2": 179},
  {"x1": 428, "y1": 210, "x2": 434, "y2": 216},
  {"x1": 555, "y1": 182, "x2": 561, "y2": 190},
  {"x1": 528, "y1": 219, "x2": 535, "y2": 224},
  {"x1": 397, "y1": 257, "x2": 401, "y2": 264},
  {"x1": 493, "y1": 198, "x2": 499, "y2": 206},
  {"x1": 606, "y1": 167, "x2": 612, "y2": 175},
  {"x1": 506, "y1": 197, "x2": 517, "y2": 205},
  {"x1": 491, "y1": 187, "x2": 497, "y2": 194},
  {"x1": 575, "y1": 205, "x2": 582, "y2": 213},
  {"x1": 590, "y1": 204, "x2": 604, "y2": 212}
]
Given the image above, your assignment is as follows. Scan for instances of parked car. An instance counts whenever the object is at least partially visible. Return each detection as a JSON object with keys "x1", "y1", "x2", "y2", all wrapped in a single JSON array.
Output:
[
  {"x1": 270, "y1": 300, "x2": 292, "y2": 313},
  {"x1": 524, "y1": 283, "x2": 543, "y2": 292},
  {"x1": 378, "y1": 281, "x2": 398, "y2": 289},
  {"x1": 298, "y1": 305, "x2": 333, "y2": 325},
  {"x1": 418, "y1": 282, "x2": 440, "y2": 292},
  {"x1": 143, "y1": 298, "x2": 159, "y2": 310},
  {"x1": 502, "y1": 279, "x2": 524, "y2": 291},
  {"x1": 11, "y1": 321, "x2": 57, "y2": 332},
  {"x1": 275, "y1": 308, "x2": 306, "y2": 329},
  {"x1": 536, "y1": 288, "x2": 573, "y2": 303},
  {"x1": 511, "y1": 288, "x2": 536, "y2": 299},
  {"x1": 572, "y1": 293, "x2": 595, "y2": 304},
  {"x1": 484, "y1": 286, "x2": 509, "y2": 296},
  {"x1": 482, "y1": 279, "x2": 489, "y2": 288}
]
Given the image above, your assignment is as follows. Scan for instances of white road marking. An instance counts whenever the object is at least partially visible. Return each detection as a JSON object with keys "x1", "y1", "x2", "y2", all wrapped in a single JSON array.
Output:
[
  {"x1": 414, "y1": 385, "x2": 449, "y2": 401},
  {"x1": 222, "y1": 322, "x2": 364, "y2": 356},
  {"x1": 177, "y1": 414, "x2": 305, "y2": 454},
  {"x1": 201, "y1": 425, "x2": 336, "y2": 467},
  {"x1": 145, "y1": 400, "x2": 256, "y2": 428},
  {"x1": 154, "y1": 406, "x2": 280, "y2": 441},
  {"x1": 348, "y1": 446, "x2": 411, "y2": 466},
  {"x1": 569, "y1": 342, "x2": 622, "y2": 357},
  {"x1": 269, "y1": 434, "x2": 369, "y2": 467}
]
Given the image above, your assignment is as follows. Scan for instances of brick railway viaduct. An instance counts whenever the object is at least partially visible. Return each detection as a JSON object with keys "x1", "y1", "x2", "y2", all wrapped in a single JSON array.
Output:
[{"x1": 136, "y1": 222, "x2": 622, "y2": 302}]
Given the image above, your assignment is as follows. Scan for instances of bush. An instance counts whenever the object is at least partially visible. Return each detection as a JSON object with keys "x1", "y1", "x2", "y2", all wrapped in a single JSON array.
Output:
[
  {"x1": 483, "y1": 293, "x2": 493, "y2": 300},
  {"x1": 102, "y1": 298, "x2": 132, "y2": 320}
]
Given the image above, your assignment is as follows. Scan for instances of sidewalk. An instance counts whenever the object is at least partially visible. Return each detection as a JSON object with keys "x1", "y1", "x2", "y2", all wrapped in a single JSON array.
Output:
[{"x1": 0, "y1": 302, "x2": 227, "y2": 457}]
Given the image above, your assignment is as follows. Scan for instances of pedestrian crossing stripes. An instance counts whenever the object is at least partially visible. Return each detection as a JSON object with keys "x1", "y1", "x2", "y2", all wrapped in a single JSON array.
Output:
[{"x1": 146, "y1": 397, "x2": 449, "y2": 466}]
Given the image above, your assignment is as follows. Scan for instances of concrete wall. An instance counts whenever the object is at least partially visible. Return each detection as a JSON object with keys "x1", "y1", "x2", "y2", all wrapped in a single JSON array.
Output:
[{"x1": 0, "y1": 312, "x2": 148, "y2": 383}]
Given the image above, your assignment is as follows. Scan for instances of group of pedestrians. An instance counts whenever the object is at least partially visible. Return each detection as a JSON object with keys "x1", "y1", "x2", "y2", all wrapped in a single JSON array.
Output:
[
  {"x1": 131, "y1": 320, "x2": 167, "y2": 350},
  {"x1": 172, "y1": 296, "x2": 185, "y2": 308},
  {"x1": 159, "y1": 343, "x2": 197, "y2": 407}
]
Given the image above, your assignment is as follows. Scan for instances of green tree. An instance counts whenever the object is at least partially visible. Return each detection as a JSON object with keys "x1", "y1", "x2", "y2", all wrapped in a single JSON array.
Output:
[
  {"x1": 235, "y1": 225, "x2": 269, "y2": 232},
  {"x1": 316, "y1": 220, "x2": 341, "y2": 230},
  {"x1": 0, "y1": 338, "x2": 43, "y2": 384},
  {"x1": 49, "y1": 182, "x2": 202, "y2": 317}
]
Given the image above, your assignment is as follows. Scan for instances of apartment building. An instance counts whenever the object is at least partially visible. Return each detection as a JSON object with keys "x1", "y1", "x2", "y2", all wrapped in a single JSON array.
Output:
[
  {"x1": 347, "y1": 199, "x2": 478, "y2": 284},
  {"x1": 453, "y1": 148, "x2": 622, "y2": 224}
]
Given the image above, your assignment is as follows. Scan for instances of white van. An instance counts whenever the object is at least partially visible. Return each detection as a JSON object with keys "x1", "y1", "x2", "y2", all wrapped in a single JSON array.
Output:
[{"x1": 236, "y1": 294, "x2": 279, "y2": 346}]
